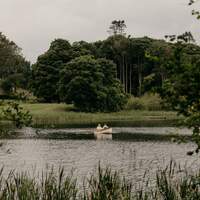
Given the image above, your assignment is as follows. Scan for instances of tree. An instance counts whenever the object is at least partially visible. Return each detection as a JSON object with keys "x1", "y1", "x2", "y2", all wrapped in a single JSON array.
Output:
[
  {"x1": 189, "y1": 0, "x2": 200, "y2": 19},
  {"x1": 144, "y1": 40, "x2": 173, "y2": 90},
  {"x1": 1, "y1": 78, "x2": 13, "y2": 94},
  {"x1": 99, "y1": 35, "x2": 172, "y2": 96},
  {"x1": 159, "y1": 34, "x2": 200, "y2": 153},
  {"x1": 0, "y1": 32, "x2": 30, "y2": 92},
  {"x1": 71, "y1": 41, "x2": 98, "y2": 58},
  {"x1": 31, "y1": 39, "x2": 72, "y2": 102},
  {"x1": 99, "y1": 35, "x2": 129, "y2": 92},
  {"x1": 59, "y1": 56, "x2": 127, "y2": 112},
  {"x1": 108, "y1": 20, "x2": 127, "y2": 36}
]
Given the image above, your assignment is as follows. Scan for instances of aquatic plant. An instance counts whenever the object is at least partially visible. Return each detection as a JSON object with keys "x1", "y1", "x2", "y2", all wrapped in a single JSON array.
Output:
[
  {"x1": 83, "y1": 164, "x2": 132, "y2": 200},
  {"x1": 0, "y1": 163, "x2": 198, "y2": 199}
]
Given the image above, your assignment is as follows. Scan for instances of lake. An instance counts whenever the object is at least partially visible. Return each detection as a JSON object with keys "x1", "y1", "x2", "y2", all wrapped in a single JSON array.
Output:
[{"x1": 0, "y1": 127, "x2": 198, "y2": 186}]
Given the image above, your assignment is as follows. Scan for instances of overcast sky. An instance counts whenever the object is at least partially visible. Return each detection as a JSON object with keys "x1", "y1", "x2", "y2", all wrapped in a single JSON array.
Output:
[{"x1": 0, "y1": 0, "x2": 199, "y2": 63}]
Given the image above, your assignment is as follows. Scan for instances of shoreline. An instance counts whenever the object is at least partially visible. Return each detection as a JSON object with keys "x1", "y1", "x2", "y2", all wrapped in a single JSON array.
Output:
[
  {"x1": 7, "y1": 126, "x2": 192, "y2": 141},
  {"x1": 1, "y1": 103, "x2": 183, "y2": 128}
]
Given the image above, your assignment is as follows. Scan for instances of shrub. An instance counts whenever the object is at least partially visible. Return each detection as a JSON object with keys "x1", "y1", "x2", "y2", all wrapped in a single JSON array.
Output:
[
  {"x1": 2, "y1": 102, "x2": 32, "y2": 128},
  {"x1": 15, "y1": 88, "x2": 38, "y2": 103},
  {"x1": 1, "y1": 78, "x2": 13, "y2": 94},
  {"x1": 126, "y1": 93, "x2": 166, "y2": 111}
]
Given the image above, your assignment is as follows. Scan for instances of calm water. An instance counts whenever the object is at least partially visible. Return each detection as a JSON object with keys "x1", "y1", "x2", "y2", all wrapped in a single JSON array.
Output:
[{"x1": 0, "y1": 137, "x2": 198, "y2": 185}]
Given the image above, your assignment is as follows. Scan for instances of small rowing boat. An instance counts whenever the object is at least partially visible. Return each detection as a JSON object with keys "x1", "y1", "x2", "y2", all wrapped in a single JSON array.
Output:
[{"x1": 94, "y1": 124, "x2": 112, "y2": 139}]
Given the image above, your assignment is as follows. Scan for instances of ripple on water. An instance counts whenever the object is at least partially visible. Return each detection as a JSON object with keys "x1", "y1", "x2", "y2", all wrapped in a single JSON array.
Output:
[{"x1": 0, "y1": 138, "x2": 198, "y2": 186}]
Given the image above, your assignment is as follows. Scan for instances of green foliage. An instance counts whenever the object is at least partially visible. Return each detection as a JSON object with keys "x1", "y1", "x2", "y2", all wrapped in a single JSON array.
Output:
[
  {"x1": 11, "y1": 103, "x2": 178, "y2": 128},
  {"x1": 127, "y1": 98, "x2": 144, "y2": 110},
  {"x1": 1, "y1": 78, "x2": 13, "y2": 94},
  {"x1": 0, "y1": 32, "x2": 31, "y2": 90},
  {"x1": 126, "y1": 93, "x2": 165, "y2": 111},
  {"x1": 14, "y1": 88, "x2": 38, "y2": 102},
  {"x1": 31, "y1": 39, "x2": 72, "y2": 102},
  {"x1": 59, "y1": 56, "x2": 127, "y2": 112},
  {"x1": 108, "y1": 20, "x2": 127, "y2": 36},
  {"x1": 2, "y1": 102, "x2": 32, "y2": 128},
  {"x1": 30, "y1": 34, "x2": 200, "y2": 108},
  {"x1": 0, "y1": 168, "x2": 77, "y2": 200},
  {"x1": 85, "y1": 164, "x2": 132, "y2": 200},
  {"x1": 159, "y1": 35, "x2": 200, "y2": 150},
  {"x1": 189, "y1": 0, "x2": 200, "y2": 19},
  {"x1": 1, "y1": 73, "x2": 28, "y2": 95},
  {"x1": 0, "y1": 163, "x2": 199, "y2": 199},
  {"x1": 72, "y1": 41, "x2": 98, "y2": 58},
  {"x1": 99, "y1": 35, "x2": 159, "y2": 96}
]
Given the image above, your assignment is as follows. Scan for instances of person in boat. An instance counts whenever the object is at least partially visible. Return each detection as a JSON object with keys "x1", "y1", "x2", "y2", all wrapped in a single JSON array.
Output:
[
  {"x1": 103, "y1": 124, "x2": 109, "y2": 129},
  {"x1": 96, "y1": 124, "x2": 103, "y2": 131}
]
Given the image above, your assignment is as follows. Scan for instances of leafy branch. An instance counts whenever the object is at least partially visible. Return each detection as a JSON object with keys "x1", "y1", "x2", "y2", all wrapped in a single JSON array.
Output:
[{"x1": 2, "y1": 102, "x2": 32, "y2": 128}]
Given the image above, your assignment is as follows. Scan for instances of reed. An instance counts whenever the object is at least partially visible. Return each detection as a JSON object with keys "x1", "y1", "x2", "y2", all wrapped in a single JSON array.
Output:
[
  {"x1": 0, "y1": 163, "x2": 198, "y2": 199},
  {"x1": 83, "y1": 164, "x2": 132, "y2": 200}
]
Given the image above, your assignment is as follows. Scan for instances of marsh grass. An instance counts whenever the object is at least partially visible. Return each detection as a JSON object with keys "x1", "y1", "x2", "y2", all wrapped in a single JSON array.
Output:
[
  {"x1": 84, "y1": 165, "x2": 132, "y2": 200},
  {"x1": 0, "y1": 96, "x2": 181, "y2": 128},
  {"x1": 0, "y1": 168, "x2": 78, "y2": 200},
  {"x1": 0, "y1": 163, "x2": 199, "y2": 199},
  {"x1": 17, "y1": 103, "x2": 180, "y2": 128}
]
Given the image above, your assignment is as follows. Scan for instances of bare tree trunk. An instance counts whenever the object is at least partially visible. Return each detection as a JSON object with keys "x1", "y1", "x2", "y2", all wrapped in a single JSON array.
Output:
[
  {"x1": 138, "y1": 57, "x2": 142, "y2": 97},
  {"x1": 120, "y1": 57, "x2": 123, "y2": 85},
  {"x1": 129, "y1": 65, "x2": 132, "y2": 94},
  {"x1": 126, "y1": 60, "x2": 128, "y2": 93},
  {"x1": 121, "y1": 62, "x2": 123, "y2": 85},
  {"x1": 138, "y1": 66, "x2": 142, "y2": 97},
  {"x1": 123, "y1": 55, "x2": 126, "y2": 92},
  {"x1": 119, "y1": 62, "x2": 121, "y2": 81}
]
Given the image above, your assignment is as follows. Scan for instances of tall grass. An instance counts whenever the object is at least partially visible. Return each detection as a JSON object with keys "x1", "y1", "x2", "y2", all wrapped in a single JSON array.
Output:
[
  {"x1": 126, "y1": 93, "x2": 167, "y2": 111},
  {"x1": 0, "y1": 168, "x2": 78, "y2": 200},
  {"x1": 21, "y1": 103, "x2": 179, "y2": 128},
  {"x1": 0, "y1": 96, "x2": 181, "y2": 128},
  {"x1": 0, "y1": 163, "x2": 199, "y2": 199},
  {"x1": 84, "y1": 165, "x2": 132, "y2": 200}
]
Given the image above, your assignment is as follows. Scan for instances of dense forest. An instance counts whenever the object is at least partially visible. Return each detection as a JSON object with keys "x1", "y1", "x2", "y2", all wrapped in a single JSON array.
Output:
[{"x1": 0, "y1": 21, "x2": 199, "y2": 112}]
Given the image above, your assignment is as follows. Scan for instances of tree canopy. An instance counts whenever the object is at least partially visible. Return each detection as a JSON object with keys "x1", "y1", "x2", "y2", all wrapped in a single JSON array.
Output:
[
  {"x1": 31, "y1": 39, "x2": 72, "y2": 102},
  {"x1": 108, "y1": 20, "x2": 127, "y2": 36},
  {"x1": 0, "y1": 32, "x2": 30, "y2": 94},
  {"x1": 158, "y1": 33, "x2": 200, "y2": 151},
  {"x1": 59, "y1": 56, "x2": 127, "y2": 112}
]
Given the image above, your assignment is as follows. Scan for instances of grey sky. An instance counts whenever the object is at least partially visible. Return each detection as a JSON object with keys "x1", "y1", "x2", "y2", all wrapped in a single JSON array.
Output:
[{"x1": 0, "y1": 0, "x2": 199, "y2": 63}]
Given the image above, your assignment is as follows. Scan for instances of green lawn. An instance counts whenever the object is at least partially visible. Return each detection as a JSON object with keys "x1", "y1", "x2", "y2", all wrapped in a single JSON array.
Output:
[{"x1": 19, "y1": 103, "x2": 182, "y2": 128}]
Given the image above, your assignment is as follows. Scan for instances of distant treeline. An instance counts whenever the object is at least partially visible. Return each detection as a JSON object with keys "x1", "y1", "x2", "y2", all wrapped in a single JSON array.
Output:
[{"x1": 0, "y1": 28, "x2": 199, "y2": 111}]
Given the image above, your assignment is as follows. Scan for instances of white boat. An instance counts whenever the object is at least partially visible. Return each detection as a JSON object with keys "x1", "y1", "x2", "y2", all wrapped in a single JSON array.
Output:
[
  {"x1": 94, "y1": 128, "x2": 112, "y2": 135},
  {"x1": 94, "y1": 124, "x2": 112, "y2": 140}
]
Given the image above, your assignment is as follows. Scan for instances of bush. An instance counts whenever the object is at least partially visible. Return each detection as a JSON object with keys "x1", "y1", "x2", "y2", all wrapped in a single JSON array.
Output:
[
  {"x1": 126, "y1": 98, "x2": 144, "y2": 110},
  {"x1": 2, "y1": 102, "x2": 32, "y2": 128},
  {"x1": 1, "y1": 78, "x2": 13, "y2": 94},
  {"x1": 126, "y1": 93, "x2": 166, "y2": 111},
  {"x1": 15, "y1": 88, "x2": 38, "y2": 103}
]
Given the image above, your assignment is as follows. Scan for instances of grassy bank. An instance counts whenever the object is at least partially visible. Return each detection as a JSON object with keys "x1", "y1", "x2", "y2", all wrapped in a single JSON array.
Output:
[
  {"x1": 19, "y1": 103, "x2": 182, "y2": 128},
  {"x1": 0, "y1": 163, "x2": 198, "y2": 199},
  {"x1": 0, "y1": 94, "x2": 183, "y2": 128}
]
